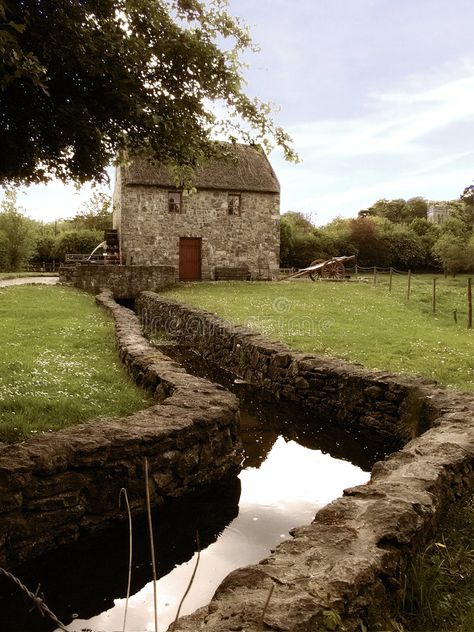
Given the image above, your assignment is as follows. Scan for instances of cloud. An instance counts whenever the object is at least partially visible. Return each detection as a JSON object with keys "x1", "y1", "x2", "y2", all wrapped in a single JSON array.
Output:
[
  {"x1": 272, "y1": 61, "x2": 474, "y2": 221},
  {"x1": 288, "y1": 62, "x2": 474, "y2": 158}
]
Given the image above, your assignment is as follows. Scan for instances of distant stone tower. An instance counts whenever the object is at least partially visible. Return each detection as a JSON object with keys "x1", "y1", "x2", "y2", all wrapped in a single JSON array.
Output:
[{"x1": 427, "y1": 201, "x2": 455, "y2": 225}]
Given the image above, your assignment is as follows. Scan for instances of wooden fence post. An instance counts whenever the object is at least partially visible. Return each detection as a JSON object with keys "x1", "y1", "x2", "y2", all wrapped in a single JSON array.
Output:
[
  {"x1": 389, "y1": 267, "x2": 393, "y2": 292},
  {"x1": 432, "y1": 278, "x2": 437, "y2": 315},
  {"x1": 374, "y1": 267, "x2": 377, "y2": 285},
  {"x1": 407, "y1": 270, "x2": 411, "y2": 300},
  {"x1": 468, "y1": 278, "x2": 472, "y2": 329}
]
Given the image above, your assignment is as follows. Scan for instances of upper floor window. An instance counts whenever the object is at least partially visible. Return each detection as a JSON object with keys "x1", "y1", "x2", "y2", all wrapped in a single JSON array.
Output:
[
  {"x1": 168, "y1": 191, "x2": 182, "y2": 213},
  {"x1": 228, "y1": 193, "x2": 241, "y2": 216}
]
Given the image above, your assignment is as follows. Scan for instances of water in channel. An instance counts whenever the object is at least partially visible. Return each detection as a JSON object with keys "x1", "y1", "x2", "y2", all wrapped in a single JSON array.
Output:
[{"x1": 0, "y1": 357, "x2": 381, "y2": 632}]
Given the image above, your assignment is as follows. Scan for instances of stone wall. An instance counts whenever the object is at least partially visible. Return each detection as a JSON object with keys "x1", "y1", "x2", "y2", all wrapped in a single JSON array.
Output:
[
  {"x1": 0, "y1": 291, "x2": 241, "y2": 569},
  {"x1": 137, "y1": 293, "x2": 437, "y2": 446},
  {"x1": 72, "y1": 264, "x2": 176, "y2": 298},
  {"x1": 136, "y1": 292, "x2": 474, "y2": 632},
  {"x1": 117, "y1": 183, "x2": 280, "y2": 280}
]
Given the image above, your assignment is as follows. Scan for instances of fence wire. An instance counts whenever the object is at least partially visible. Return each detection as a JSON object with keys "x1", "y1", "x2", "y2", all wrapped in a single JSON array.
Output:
[{"x1": 0, "y1": 567, "x2": 69, "y2": 632}]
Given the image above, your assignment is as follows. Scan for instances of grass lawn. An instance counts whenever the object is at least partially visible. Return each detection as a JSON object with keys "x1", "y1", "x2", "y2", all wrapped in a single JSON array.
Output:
[
  {"x1": 397, "y1": 494, "x2": 474, "y2": 632},
  {"x1": 162, "y1": 274, "x2": 474, "y2": 392},
  {"x1": 0, "y1": 285, "x2": 151, "y2": 443}
]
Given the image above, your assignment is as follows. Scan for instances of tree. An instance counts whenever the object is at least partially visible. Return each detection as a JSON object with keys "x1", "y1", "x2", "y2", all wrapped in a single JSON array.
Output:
[
  {"x1": 440, "y1": 216, "x2": 470, "y2": 240},
  {"x1": 454, "y1": 184, "x2": 474, "y2": 233},
  {"x1": 281, "y1": 211, "x2": 315, "y2": 233},
  {"x1": 406, "y1": 197, "x2": 428, "y2": 220},
  {"x1": 30, "y1": 234, "x2": 56, "y2": 265},
  {"x1": 279, "y1": 212, "x2": 343, "y2": 268},
  {"x1": 408, "y1": 218, "x2": 440, "y2": 268},
  {"x1": 348, "y1": 217, "x2": 390, "y2": 267},
  {"x1": 0, "y1": 190, "x2": 35, "y2": 269},
  {"x1": 280, "y1": 212, "x2": 318, "y2": 268},
  {"x1": 364, "y1": 197, "x2": 427, "y2": 224},
  {"x1": 323, "y1": 217, "x2": 356, "y2": 256},
  {"x1": 66, "y1": 191, "x2": 112, "y2": 232},
  {"x1": 280, "y1": 216, "x2": 296, "y2": 267},
  {"x1": 432, "y1": 233, "x2": 473, "y2": 275},
  {"x1": 365, "y1": 199, "x2": 408, "y2": 224},
  {"x1": 431, "y1": 213, "x2": 474, "y2": 275},
  {"x1": 0, "y1": 0, "x2": 296, "y2": 187},
  {"x1": 53, "y1": 229, "x2": 104, "y2": 262},
  {"x1": 383, "y1": 224, "x2": 425, "y2": 269},
  {"x1": 0, "y1": 231, "x2": 8, "y2": 269}
]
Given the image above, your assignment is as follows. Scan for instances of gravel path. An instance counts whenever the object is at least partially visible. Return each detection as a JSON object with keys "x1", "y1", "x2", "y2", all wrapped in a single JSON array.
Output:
[{"x1": 0, "y1": 276, "x2": 59, "y2": 288}]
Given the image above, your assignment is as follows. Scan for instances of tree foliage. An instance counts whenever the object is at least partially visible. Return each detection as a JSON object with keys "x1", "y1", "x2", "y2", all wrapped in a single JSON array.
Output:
[
  {"x1": 53, "y1": 229, "x2": 104, "y2": 261},
  {"x1": 0, "y1": 0, "x2": 296, "y2": 187},
  {"x1": 0, "y1": 190, "x2": 35, "y2": 269},
  {"x1": 280, "y1": 191, "x2": 473, "y2": 274},
  {"x1": 432, "y1": 233, "x2": 474, "y2": 275},
  {"x1": 349, "y1": 217, "x2": 388, "y2": 266},
  {"x1": 453, "y1": 184, "x2": 474, "y2": 233},
  {"x1": 65, "y1": 191, "x2": 112, "y2": 231},
  {"x1": 362, "y1": 197, "x2": 428, "y2": 224},
  {"x1": 0, "y1": 187, "x2": 114, "y2": 268},
  {"x1": 384, "y1": 224, "x2": 426, "y2": 269}
]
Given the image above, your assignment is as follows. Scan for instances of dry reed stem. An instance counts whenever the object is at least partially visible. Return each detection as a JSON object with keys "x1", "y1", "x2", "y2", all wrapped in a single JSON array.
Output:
[
  {"x1": 258, "y1": 583, "x2": 274, "y2": 631},
  {"x1": 144, "y1": 457, "x2": 159, "y2": 632},
  {"x1": 119, "y1": 487, "x2": 133, "y2": 632},
  {"x1": 171, "y1": 532, "x2": 201, "y2": 631}
]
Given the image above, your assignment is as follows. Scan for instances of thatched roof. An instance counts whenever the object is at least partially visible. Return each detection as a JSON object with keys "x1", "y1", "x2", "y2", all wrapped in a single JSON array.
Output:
[{"x1": 122, "y1": 144, "x2": 280, "y2": 194}]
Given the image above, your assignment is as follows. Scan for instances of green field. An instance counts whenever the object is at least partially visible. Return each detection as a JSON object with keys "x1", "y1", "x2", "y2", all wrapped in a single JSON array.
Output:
[
  {"x1": 162, "y1": 275, "x2": 473, "y2": 392},
  {"x1": 0, "y1": 285, "x2": 151, "y2": 443}
]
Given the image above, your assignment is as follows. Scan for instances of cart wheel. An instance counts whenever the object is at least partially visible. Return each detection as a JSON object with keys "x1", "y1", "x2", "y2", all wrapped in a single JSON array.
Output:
[
  {"x1": 321, "y1": 260, "x2": 345, "y2": 279},
  {"x1": 334, "y1": 262, "x2": 345, "y2": 279},
  {"x1": 320, "y1": 261, "x2": 334, "y2": 278}
]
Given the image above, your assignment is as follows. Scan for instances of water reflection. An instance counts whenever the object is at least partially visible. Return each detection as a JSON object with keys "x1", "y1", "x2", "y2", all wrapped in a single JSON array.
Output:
[{"x1": 68, "y1": 434, "x2": 369, "y2": 632}]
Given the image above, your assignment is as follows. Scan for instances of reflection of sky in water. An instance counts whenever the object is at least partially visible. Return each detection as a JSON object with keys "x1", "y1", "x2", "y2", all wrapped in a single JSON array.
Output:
[{"x1": 66, "y1": 437, "x2": 369, "y2": 632}]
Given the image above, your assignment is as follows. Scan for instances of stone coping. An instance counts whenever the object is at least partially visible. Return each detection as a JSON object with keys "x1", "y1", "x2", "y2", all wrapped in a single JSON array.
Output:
[
  {"x1": 136, "y1": 292, "x2": 474, "y2": 631},
  {"x1": 72, "y1": 264, "x2": 176, "y2": 298},
  {"x1": 0, "y1": 290, "x2": 241, "y2": 568}
]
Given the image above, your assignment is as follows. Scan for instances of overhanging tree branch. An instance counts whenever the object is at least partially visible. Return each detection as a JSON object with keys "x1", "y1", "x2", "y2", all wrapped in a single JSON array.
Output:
[{"x1": 0, "y1": 0, "x2": 297, "y2": 187}]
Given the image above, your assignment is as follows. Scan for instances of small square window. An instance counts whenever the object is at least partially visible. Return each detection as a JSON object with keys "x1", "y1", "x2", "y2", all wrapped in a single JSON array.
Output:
[
  {"x1": 168, "y1": 191, "x2": 182, "y2": 213},
  {"x1": 228, "y1": 193, "x2": 241, "y2": 216}
]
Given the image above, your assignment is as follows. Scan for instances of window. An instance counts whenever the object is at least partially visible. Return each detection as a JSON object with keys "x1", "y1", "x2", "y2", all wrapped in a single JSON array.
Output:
[
  {"x1": 168, "y1": 191, "x2": 182, "y2": 213},
  {"x1": 228, "y1": 193, "x2": 241, "y2": 216}
]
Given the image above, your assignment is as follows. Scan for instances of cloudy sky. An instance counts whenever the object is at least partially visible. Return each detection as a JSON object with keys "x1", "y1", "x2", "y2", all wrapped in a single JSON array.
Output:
[{"x1": 5, "y1": 0, "x2": 474, "y2": 225}]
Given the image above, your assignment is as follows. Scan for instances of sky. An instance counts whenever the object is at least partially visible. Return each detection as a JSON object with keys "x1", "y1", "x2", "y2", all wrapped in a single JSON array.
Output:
[{"x1": 3, "y1": 0, "x2": 474, "y2": 226}]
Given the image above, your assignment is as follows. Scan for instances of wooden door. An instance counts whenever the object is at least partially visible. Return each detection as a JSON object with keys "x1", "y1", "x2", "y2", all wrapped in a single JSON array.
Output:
[{"x1": 179, "y1": 237, "x2": 202, "y2": 281}]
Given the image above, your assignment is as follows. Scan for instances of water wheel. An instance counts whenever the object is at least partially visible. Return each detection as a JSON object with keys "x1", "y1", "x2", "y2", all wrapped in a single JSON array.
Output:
[{"x1": 320, "y1": 259, "x2": 345, "y2": 279}]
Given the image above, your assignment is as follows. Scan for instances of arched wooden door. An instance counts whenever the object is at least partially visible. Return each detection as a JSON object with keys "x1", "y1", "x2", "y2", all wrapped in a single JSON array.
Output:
[{"x1": 179, "y1": 237, "x2": 202, "y2": 281}]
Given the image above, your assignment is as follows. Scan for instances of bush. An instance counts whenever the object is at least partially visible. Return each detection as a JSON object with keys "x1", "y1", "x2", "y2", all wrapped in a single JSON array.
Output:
[{"x1": 53, "y1": 229, "x2": 104, "y2": 262}]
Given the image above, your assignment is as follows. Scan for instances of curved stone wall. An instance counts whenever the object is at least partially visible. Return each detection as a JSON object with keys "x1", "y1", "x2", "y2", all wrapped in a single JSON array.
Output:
[
  {"x1": 136, "y1": 291, "x2": 474, "y2": 631},
  {"x1": 0, "y1": 291, "x2": 241, "y2": 569}
]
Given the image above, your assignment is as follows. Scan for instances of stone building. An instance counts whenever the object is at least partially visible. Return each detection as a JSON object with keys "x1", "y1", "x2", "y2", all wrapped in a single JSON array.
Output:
[
  {"x1": 112, "y1": 144, "x2": 280, "y2": 280},
  {"x1": 427, "y1": 201, "x2": 456, "y2": 225}
]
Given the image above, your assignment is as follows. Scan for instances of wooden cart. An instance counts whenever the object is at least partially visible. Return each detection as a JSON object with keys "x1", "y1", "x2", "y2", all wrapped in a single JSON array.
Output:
[{"x1": 286, "y1": 255, "x2": 355, "y2": 281}]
